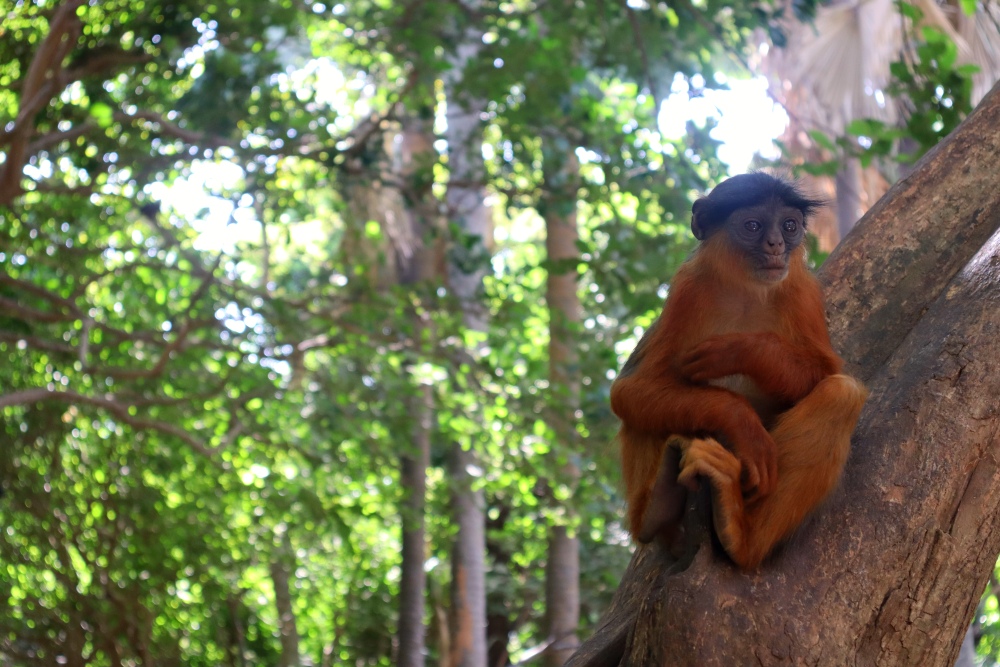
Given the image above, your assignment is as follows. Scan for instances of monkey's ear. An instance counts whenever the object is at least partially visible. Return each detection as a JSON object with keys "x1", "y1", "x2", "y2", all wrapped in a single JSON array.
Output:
[{"x1": 691, "y1": 198, "x2": 707, "y2": 241}]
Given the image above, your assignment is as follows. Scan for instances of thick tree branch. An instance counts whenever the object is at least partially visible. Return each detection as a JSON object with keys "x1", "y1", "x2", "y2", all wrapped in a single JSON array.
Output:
[
  {"x1": 0, "y1": 0, "x2": 85, "y2": 204},
  {"x1": 821, "y1": 84, "x2": 1000, "y2": 377},
  {"x1": 0, "y1": 295, "x2": 77, "y2": 324},
  {"x1": 117, "y1": 110, "x2": 233, "y2": 148}
]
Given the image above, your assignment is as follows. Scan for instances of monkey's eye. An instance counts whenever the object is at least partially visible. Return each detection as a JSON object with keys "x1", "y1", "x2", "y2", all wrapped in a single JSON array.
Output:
[
  {"x1": 782, "y1": 218, "x2": 798, "y2": 233},
  {"x1": 744, "y1": 219, "x2": 762, "y2": 233}
]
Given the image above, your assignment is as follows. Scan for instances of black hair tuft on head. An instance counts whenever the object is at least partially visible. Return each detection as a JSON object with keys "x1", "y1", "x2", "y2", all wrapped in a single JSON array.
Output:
[{"x1": 692, "y1": 172, "x2": 827, "y2": 237}]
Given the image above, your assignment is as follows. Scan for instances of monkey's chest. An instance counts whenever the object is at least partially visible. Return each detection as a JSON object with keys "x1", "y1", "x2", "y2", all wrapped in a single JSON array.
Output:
[
  {"x1": 709, "y1": 375, "x2": 782, "y2": 427},
  {"x1": 703, "y1": 299, "x2": 786, "y2": 424}
]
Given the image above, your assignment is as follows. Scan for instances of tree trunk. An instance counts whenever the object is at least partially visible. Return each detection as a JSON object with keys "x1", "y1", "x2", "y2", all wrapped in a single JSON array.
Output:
[
  {"x1": 450, "y1": 446, "x2": 489, "y2": 667},
  {"x1": 569, "y1": 82, "x2": 1000, "y2": 666},
  {"x1": 398, "y1": 386, "x2": 432, "y2": 667},
  {"x1": 227, "y1": 595, "x2": 248, "y2": 667},
  {"x1": 543, "y1": 147, "x2": 582, "y2": 666},
  {"x1": 486, "y1": 502, "x2": 515, "y2": 667},
  {"x1": 835, "y1": 157, "x2": 862, "y2": 241},
  {"x1": 270, "y1": 540, "x2": 300, "y2": 667},
  {"x1": 444, "y1": 29, "x2": 492, "y2": 667},
  {"x1": 546, "y1": 527, "x2": 581, "y2": 664},
  {"x1": 395, "y1": 112, "x2": 438, "y2": 667}
]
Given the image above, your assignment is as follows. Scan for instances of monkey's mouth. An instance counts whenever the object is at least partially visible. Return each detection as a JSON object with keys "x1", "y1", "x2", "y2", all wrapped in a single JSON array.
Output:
[{"x1": 758, "y1": 262, "x2": 787, "y2": 281}]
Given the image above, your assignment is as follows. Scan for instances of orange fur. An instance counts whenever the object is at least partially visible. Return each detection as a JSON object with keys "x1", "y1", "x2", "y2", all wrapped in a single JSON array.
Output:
[{"x1": 611, "y1": 232, "x2": 867, "y2": 568}]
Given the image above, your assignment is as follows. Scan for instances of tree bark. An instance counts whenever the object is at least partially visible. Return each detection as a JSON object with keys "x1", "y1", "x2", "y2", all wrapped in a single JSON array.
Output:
[
  {"x1": 395, "y1": 112, "x2": 438, "y2": 667},
  {"x1": 835, "y1": 157, "x2": 863, "y2": 241},
  {"x1": 227, "y1": 595, "x2": 248, "y2": 667},
  {"x1": 270, "y1": 539, "x2": 300, "y2": 667},
  {"x1": 444, "y1": 26, "x2": 492, "y2": 667},
  {"x1": 396, "y1": 338, "x2": 433, "y2": 664},
  {"x1": 570, "y1": 81, "x2": 1000, "y2": 666},
  {"x1": 543, "y1": 147, "x2": 582, "y2": 666},
  {"x1": 0, "y1": 0, "x2": 84, "y2": 206}
]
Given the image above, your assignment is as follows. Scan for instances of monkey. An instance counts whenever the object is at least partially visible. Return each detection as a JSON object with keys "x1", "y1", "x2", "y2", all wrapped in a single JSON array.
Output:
[{"x1": 610, "y1": 172, "x2": 867, "y2": 570}]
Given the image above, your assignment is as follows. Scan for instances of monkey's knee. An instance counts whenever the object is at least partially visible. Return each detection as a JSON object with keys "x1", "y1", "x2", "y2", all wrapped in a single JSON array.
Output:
[
  {"x1": 809, "y1": 374, "x2": 868, "y2": 417},
  {"x1": 775, "y1": 374, "x2": 867, "y2": 440}
]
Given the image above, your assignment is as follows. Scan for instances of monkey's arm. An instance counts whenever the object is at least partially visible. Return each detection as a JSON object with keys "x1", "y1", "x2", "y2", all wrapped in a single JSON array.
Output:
[
  {"x1": 611, "y1": 374, "x2": 778, "y2": 496},
  {"x1": 677, "y1": 374, "x2": 867, "y2": 569},
  {"x1": 679, "y1": 331, "x2": 840, "y2": 404}
]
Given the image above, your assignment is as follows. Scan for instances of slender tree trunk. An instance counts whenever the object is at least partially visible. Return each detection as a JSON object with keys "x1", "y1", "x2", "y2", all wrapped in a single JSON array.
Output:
[
  {"x1": 449, "y1": 446, "x2": 489, "y2": 667},
  {"x1": 835, "y1": 157, "x2": 862, "y2": 241},
  {"x1": 546, "y1": 528, "x2": 581, "y2": 663},
  {"x1": 486, "y1": 503, "x2": 515, "y2": 667},
  {"x1": 543, "y1": 147, "x2": 582, "y2": 666},
  {"x1": 227, "y1": 595, "x2": 248, "y2": 667},
  {"x1": 443, "y1": 28, "x2": 492, "y2": 667},
  {"x1": 569, "y1": 82, "x2": 1000, "y2": 667},
  {"x1": 270, "y1": 538, "x2": 300, "y2": 667},
  {"x1": 395, "y1": 112, "x2": 438, "y2": 667},
  {"x1": 398, "y1": 388, "x2": 433, "y2": 667}
]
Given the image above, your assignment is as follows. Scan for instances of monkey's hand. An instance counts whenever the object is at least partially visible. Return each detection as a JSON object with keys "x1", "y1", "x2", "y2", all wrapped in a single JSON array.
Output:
[
  {"x1": 726, "y1": 424, "x2": 778, "y2": 499},
  {"x1": 679, "y1": 334, "x2": 749, "y2": 383}
]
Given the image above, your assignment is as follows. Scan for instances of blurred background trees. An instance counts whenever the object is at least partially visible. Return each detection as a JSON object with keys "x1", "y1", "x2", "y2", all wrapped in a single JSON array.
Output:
[{"x1": 0, "y1": 0, "x2": 998, "y2": 665}]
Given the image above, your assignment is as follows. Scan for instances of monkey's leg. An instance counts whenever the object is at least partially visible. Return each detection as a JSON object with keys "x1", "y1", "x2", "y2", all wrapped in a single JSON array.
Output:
[
  {"x1": 621, "y1": 430, "x2": 690, "y2": 543},
  {"x1": 678, "y1": 375, "x2": 867, "y2": 569},
  {"x1": 635, "y1": 436, "x2": 690, "y2": 543}
]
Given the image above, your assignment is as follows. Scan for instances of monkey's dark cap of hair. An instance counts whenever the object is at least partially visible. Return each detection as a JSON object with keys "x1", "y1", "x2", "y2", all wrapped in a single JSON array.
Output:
[{"x1": 692, "y1": 172, "x2": 826, "y2": 231}]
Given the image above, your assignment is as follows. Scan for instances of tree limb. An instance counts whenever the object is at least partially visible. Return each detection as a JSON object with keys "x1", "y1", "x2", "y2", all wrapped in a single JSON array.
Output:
[{"x1": 0, "y1": 388, "x2": 226, "y2": 459}]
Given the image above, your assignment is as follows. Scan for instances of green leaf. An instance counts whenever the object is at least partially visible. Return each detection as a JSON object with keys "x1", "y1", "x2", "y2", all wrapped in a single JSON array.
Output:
[
  {"x1": 898, "y1": 1, "x2": 923, "y2": 20},
  {"x1": 807, "y1": 129, "x2": 836, "y2": 152},
  {"x1": 88, "y1": 102, "x2": 114, "y2": 128}
]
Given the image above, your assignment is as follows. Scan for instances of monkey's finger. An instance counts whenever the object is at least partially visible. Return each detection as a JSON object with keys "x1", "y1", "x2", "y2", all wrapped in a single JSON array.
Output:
[
  {"x1": 747, "y1": 453, "x2": 777, "y2": 498},
  {"x1": 738, "y1": 457, "x2": 762, "y2": 493},
  {"x1": 680, "y1": 354, "x2": 721, "y2": 383},
  {"x1": 680, "y1": 345, "x2": 737, "y2": 381}
]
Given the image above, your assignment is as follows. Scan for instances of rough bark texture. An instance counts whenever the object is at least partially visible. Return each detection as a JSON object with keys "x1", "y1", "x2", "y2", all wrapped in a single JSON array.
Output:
[
  {"x1": 822, "y1": 83, "x2": 1000, "y2": 377},
  {"x1": 544, "y1": 148, "x2": 583, "y2": 666},
  {"x1": 570, "y1": 82, "x2": 1000, "y2": 666}
]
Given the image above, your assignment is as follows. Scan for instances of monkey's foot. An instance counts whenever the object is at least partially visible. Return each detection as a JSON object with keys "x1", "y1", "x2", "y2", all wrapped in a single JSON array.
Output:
[{"x1": 677, "y1": 438, "x2": 741, "y2": 491}]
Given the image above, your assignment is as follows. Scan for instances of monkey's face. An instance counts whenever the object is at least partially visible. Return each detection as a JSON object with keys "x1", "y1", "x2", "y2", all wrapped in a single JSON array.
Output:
[{"x1": 724, "y1": 202, "x2": 806, "y2": 283}]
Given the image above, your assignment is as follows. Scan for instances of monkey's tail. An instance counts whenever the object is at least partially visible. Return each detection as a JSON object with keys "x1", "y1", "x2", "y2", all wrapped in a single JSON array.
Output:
[{"x1": 619, "y1": 429, "x2": 688, "y2": 543}]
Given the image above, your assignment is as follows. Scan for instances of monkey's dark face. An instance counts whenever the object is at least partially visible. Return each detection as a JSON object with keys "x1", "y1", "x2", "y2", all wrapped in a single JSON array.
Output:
[{"x1": 724, "y1": 201, "x2": 806, "y2": 283}]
